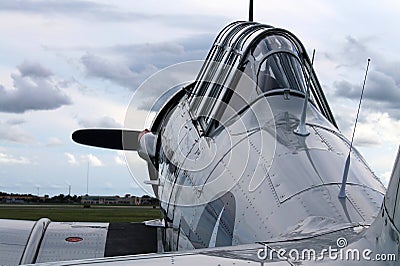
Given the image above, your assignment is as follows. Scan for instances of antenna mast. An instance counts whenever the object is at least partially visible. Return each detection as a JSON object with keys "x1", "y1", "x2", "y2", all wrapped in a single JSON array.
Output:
[
  {"x1": 249, "y1": 0, "x2": 253, "y2": 21},
  {"x1": 86, "y1": 159, "x2": 90, "y2": 196},
  {"x1": 294, "y1": 49, "x2": 315, "y2": 136},
  {"x1": 339, "y1": 59, "x2": 371, "y2": 198}
]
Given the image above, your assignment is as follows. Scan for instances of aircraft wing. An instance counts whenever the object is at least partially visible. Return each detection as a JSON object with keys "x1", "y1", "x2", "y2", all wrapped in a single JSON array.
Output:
[
  {"x1": 0, "y1": 219, "x2": 157, "y2": 265},
  {"x1": 26, "y1": 222, "x2": 396, "y2": 265},
  {"x1": 28, "y1": 243, "x2": 292, "y2": 265},
  {"x1": 25, "y1": 226, "x2": 397, "y2": 266}
]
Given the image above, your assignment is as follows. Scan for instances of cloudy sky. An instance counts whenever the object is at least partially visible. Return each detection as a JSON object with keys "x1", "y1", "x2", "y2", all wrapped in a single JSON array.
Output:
[{"x1": 0, "y1": 0, "x2": 399, "y2": 197}]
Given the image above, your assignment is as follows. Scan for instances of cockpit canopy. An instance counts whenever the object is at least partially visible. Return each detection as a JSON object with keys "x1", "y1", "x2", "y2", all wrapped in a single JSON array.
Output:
[
  {"x1": 189, "y1": 21, "x2": 336, "y2": 135},
  {"x1": 248, "y1": 35, "x2": 307, "y2": 93}
]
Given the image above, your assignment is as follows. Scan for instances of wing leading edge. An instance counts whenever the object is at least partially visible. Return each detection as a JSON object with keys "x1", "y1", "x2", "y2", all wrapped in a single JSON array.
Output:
[{"x1": 0, "y1": 219, "x2": 158, "y2": 265}]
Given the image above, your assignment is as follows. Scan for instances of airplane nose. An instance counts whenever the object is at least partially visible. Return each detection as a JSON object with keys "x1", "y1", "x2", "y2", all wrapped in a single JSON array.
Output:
[
  {"x1": 138, "y1": 130, "x2": 157, "y2": 160},
  {"x1": 138, "y1": 129, "x2": 151, "y2": 141}
]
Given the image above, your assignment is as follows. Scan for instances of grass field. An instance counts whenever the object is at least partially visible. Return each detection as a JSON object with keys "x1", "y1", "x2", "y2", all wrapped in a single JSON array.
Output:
[{"x1": 0, "y1": 204, "x2": 160, "y2": 222}]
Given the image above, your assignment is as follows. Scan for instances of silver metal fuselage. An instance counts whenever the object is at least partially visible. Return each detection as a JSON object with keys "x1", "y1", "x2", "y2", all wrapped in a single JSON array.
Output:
[
  {"x1": 155, "y1": 89, "x2": 385, "y2": 251},
  {"x1": 151, "y1": 22, "x2": 386, "y2": 252}
]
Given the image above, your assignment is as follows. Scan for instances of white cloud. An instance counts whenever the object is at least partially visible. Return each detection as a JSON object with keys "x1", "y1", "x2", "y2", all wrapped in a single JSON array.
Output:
[
  {"x1": 0, "y1": 61, "x2": 71, "y2": 113},
  {"x1": 6, "y1": 118, "x2": 26, "y2": 125},
  {"x1": 381, "y1": 171, "x2": 393, "y2": 187},
  {"x1": 78, "y1": 115, "x2": 122, "y2": 128},
  {"x1": 0, "y1": 152, "x2": 30, "y2": 165},
  {"x1": 46, "y1": 137, "x2": 63, "y2": 147},
  {"x1": 65, "y1": 152, "x2": 103, "y2": 167},
  {"x1": 351, "y1": 111, "x2": 400, "y2": 187},
  {"x1": 82, "y1": 153, "x2": 103, "y2": 167},
  {"x1": 65, "y1": 152, "x2": 78, "y2": 165},
  {"x1": 353, "y1": 123, "x2": 381, "y2": 147},
  {"x1": 114, "y1": 152, "x2": 126, "y2": 166},
  {"x1": 354, "y1": 112, "x2": 400, "y2": 146},
  {"x1": 0, "y1": 119, "x2": 34, "y2": 143},
  {"x1": 81, "y1": 53, "x2": 159, "y2": 89}
]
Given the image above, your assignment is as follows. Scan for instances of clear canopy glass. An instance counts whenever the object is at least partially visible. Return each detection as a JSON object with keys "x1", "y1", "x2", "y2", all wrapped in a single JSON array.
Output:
[{"x1": 246, "y1": 35, "x2": 307, "y2": 94}]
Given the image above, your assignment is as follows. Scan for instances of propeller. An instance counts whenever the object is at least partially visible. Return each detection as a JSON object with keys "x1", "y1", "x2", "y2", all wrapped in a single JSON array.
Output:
[{"x1": 72, "y1": 129, "x2": 141, "y2": 151}]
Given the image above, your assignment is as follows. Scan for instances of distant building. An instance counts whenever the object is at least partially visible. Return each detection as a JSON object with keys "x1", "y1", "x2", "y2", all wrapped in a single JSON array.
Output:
[
  {"x1": 80, "y1": 195, "x2": 158, "y2": 206},
  {"x1": 0, "y1": 192, "x2": 158, "y2": 206},
  {"x1": 0, "y1": 195, "x2": 45, "y2": 203}
]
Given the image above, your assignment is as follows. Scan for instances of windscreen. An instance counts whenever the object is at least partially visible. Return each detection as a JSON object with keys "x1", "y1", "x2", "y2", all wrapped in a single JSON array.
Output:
[{"x1": 247, "y1": 35, "x2": 307, "y2": 94}]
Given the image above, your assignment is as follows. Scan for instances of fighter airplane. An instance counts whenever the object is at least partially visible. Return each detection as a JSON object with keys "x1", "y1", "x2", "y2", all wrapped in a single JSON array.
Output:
[{"x1": 0, "y1": 1, "x2": 399, "y2": 265}]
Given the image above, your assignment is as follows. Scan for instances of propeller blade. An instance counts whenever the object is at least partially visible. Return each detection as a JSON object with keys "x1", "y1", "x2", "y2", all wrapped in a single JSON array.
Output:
[{"x1": 72, "y1": 129, "x2": 140, "y2": 151}]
